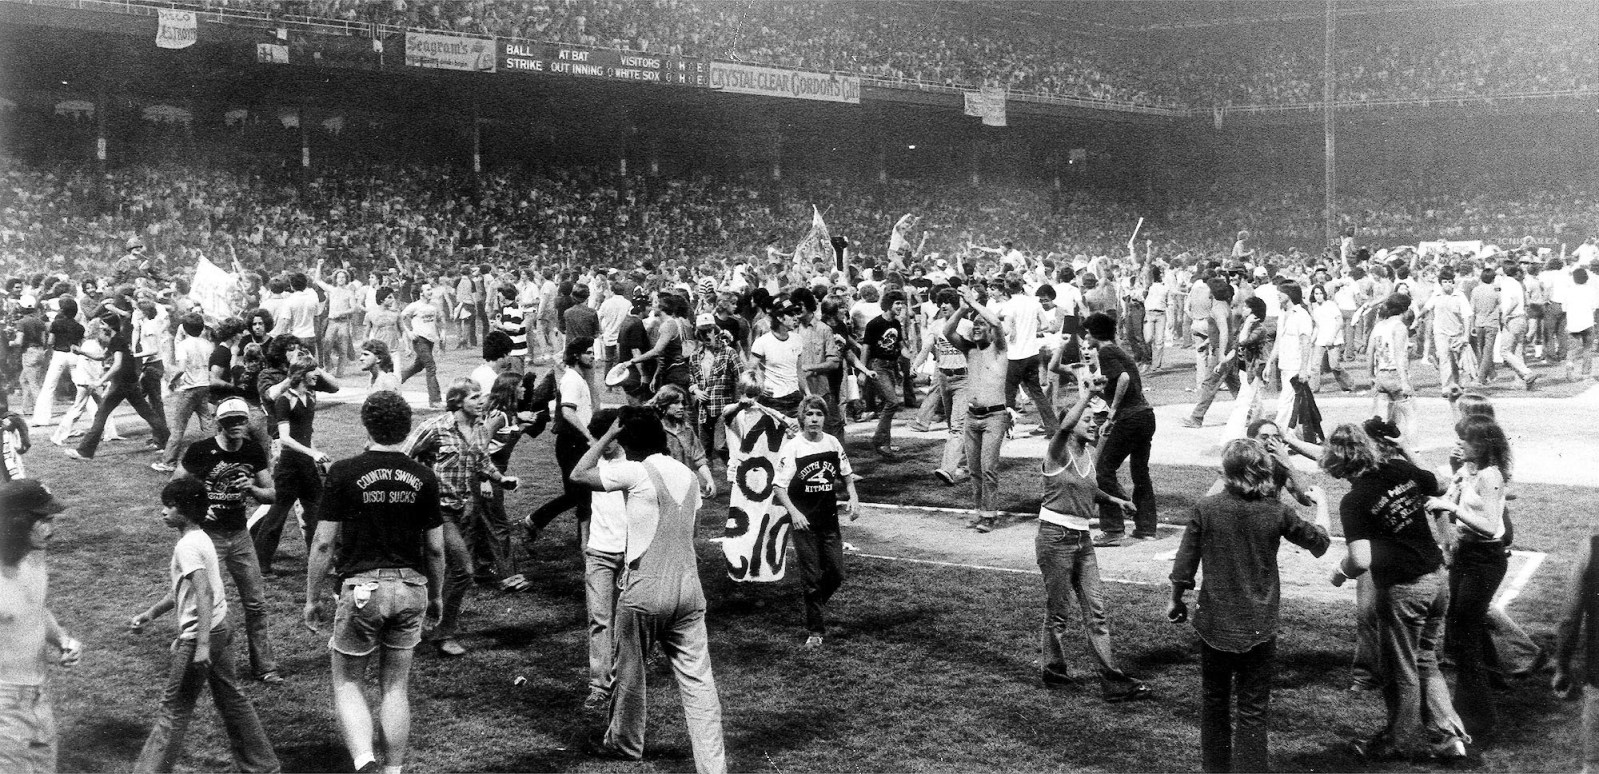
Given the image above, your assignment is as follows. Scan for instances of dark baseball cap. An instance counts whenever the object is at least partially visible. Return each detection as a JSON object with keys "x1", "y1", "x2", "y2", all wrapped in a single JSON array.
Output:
[{"x1": 0, "y1": 479, "x2": 67, "y2": 516}]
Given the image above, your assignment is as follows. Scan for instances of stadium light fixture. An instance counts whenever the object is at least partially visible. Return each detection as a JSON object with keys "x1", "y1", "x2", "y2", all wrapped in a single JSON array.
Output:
[{"x1": 907, "y1": 144, "x2": 917, "y2": 149}]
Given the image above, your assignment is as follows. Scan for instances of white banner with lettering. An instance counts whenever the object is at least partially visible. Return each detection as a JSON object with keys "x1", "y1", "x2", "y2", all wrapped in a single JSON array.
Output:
[
  {"x1": 156, "y1": 9, "x2": 197, "y2": 50},
  {"x1": 404, "y1": 32, "x2": 496, "y2": 72},
  {"x1": 709, "y1": 61, "x2": 860, "y2": 104},
  {"x1": 963, "y1": 86, "x2": 1007, "y2": 127}
]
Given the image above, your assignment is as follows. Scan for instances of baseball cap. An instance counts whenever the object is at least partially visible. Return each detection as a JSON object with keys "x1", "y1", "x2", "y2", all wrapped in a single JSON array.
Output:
[
  {"x1": 18, "y1": 294, "x2": 36, "y2": 309},
  {"x1": 0, "y1": 479, "x2": 67, "y2": 516},
  {"x1": 695, "y1": 313, "x2": 715, "y2": 328},
  {"x1": 216, "y1": 398, "x2": 250, "y2": 422}
]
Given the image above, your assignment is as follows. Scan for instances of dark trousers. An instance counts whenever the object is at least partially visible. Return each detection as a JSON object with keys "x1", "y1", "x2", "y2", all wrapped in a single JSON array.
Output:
[
  {"x1": 132, "y1": 624, "x2": 279, "y2": 773},
  {"x1": 1095, "y1": 408, "x2": 1157, "y2": 537},
  {"x1": 399, "y1": 337, "x2": 441, "y2": 404},
  {"x1": 1201, "y1": 638, "x2": 1276, "y2": 774},
  {"x1": 1447, "y1": 542, "x2": 1508, "y2": 742},
  {"x1": 1189, "y1": 362, "x2": 1242, "y2": 423},
  {"x1": 529, "y1": 432, "x2": 592, "y2": 532},
  {"x1": 1004, "y1": 354, "x2": 1058, "y2": 433},
  {"x1": 139, "y1": 360, "x2": 167, "y2": 423},
  {"x1": 249, "y1": 451, "x2": 322, "y2": 574},
  {"x1": 77, "y1": 381, "x2": 170, "y2": 458},
  {"x1": 792, "y1": 526, "x2": 844, "y2": 635}
]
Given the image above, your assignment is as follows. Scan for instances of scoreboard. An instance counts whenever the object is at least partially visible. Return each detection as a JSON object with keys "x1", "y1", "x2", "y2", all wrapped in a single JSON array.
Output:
[{"x1": 498, "y1": 41, "x2": 708, "y2": 86}]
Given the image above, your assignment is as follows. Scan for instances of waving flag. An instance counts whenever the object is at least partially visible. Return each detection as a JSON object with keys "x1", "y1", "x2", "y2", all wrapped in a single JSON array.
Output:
[{"x1": 793, "y1": 205, "x2": 836, "y2": 270}]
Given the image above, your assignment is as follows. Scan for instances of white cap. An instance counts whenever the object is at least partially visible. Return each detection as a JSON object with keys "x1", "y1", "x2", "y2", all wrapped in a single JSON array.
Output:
[{"x1": 216, "y1": 398, "x2": 250, "y2": 421}]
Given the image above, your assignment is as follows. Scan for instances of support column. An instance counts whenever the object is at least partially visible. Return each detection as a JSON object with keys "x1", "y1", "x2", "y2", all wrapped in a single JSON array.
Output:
[
  {"x1": 299, "y1": 101, "x2": 311, "y2": 182},
  {"x1": 470, "y1": 97, "x2": 482, "y2": 181},
  {"x1": 770, "y1": 130, "x2": 783, "y2": 182},
  {"x1": 95, "y1": 80, "x2": 109, "y2": 201},
  {"x1": 648, "y1": 134, "x2": 660, "y2": 177},
  {"x1": 969, "y1": 135, "x2": 981, "y2": 187},
  {"x1": 876, "y1": 141, "x2": 887, "y2": 185}
]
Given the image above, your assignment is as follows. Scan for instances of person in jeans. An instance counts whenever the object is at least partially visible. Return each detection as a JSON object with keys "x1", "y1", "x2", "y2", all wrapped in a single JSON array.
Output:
[
  {"x1": 153, "y1": 313, "x2": 214, "y2": 473},
  {"x1": 64, "y1": 316, "x2": 170, "y2": 462},
  {"x1": 1083, "y1": 313, "x2": 1159, "y2": 546},
  {"x1": 914, "y1": 289, "x2": 969, "y2": 485},
  {"x1": 129, "y1": 478, "x2": 279, "y2": 773},
  {"x1": 774, "y1": 395, "x2": 861, "y2": 648},
  {"x1": 572, "y1": 407, "x2": 726, "y2": 774},
  {"x1": 523, "y1": 337, "x2": 599, "y2": 549},
  {"x1": 578, "y1": 409, "x2": 626, "y2": 712},
  {"x1": 861, "y1": 290, "x2": 908, "y2": 458},
  {"x1": 1554, "y1": 531, "x2": 1599, "y2": 772},
  {"x1": 995, "y1": 277, "x2": 1059, "y2": 436},
  {"x1": 1425, "y1": 414, "x2": 1513, "y2": 746},
  {"x1": 172, "y1": 398, "x2": 284, "y2": 685},
  {"x1": 1036, "y1": 386, "x2": 1151, "y2": 703},
  {"x1": 398, "y1": 290, "x2": 442, "y2": 409},
  {"x1": 943, "y1": 285, "x2": 1009, "y2": 532},
  {"x1": 0, "y1": 479, "x2": 83, "y2": 774},
  {"x1": 404, "y1": 378, "x2": 518, "y2": 657},
  {"x1": 304, "y1": 391, "x2": 444, "y2": 774},
  {"x1": 1169, "y1": 439, "x2": 1331, "y2": 772},
  {"x1": 1323, "y1": 423, "x2": 1468, "y2": 761}
]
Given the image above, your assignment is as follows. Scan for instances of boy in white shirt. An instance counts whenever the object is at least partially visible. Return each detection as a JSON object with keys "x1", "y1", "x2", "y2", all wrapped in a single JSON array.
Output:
[{"x1": 130, "y1": 478, "x2": 278, "y2": 773}]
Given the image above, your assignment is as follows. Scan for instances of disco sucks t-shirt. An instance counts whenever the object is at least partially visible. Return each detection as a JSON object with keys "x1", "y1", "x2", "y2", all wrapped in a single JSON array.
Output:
[
  {"x1": 321, "y1": 450, "x2": 442, "y2": 578},
  {"x1": 1338, "y1": 460, "x2": 1443, "y2": 588},
  {"x1": 181, "y1": 437, "x2": 271, "y2": 532}
]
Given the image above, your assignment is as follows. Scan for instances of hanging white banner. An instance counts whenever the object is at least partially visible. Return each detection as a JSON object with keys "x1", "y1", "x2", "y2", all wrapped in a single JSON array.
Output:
[{"x1": 156, "y1": 9, "x2": 197, "y2": 50}]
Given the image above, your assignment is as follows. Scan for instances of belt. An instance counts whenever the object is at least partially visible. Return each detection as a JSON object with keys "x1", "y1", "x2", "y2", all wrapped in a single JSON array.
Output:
[
  {"x1": 940, "y1": 367, "x2": 967, "y2": 376},
  {"x1": 969, "y1": 403, "x2": 1007, "y2": 416},
  {"x1": 0, "y1": 682, "x2": 45, "y2": 701}
]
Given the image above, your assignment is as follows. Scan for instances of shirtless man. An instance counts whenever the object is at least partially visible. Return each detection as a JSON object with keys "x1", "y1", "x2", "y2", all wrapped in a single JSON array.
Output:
[
  {"x1": 0, "y1": 479, "x2": 82, "y2": 773},
  {"x1": 944, "y1": 286, "x2": 1010, "y2": 533}
]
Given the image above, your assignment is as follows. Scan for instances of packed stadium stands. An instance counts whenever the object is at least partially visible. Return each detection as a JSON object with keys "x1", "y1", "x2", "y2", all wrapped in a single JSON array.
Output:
[{"x1": 170, "y1": 0, "x2": 1597, "y2": 107}]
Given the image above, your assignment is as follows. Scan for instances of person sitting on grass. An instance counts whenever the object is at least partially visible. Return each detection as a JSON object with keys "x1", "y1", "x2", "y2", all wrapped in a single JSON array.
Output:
[
  {"x1": 305, "y1": 390, "x2": 444, "y2": 774},
  {"x1": 774, "y1": 394, "x2": 860, "y2": 649},
  {"x1": 1168, "y1": 438, "x2": 1331, "y2": 772},
  {"x1": 1035, "y1": 383, "x2": 1151, "y2": 703},
  {"x1": 129, "y1": 478, "x2": 280, "y2": 773}
]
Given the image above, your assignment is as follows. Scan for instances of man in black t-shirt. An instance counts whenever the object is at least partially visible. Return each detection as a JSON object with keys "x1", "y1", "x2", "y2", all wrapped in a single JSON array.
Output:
[
  {"x1": 1324, "y1": 424, "x2": 1464, "y2": 761},
  {"x1": 172, "y1": 398, "x2": 284, "y2": 684},
  {"x1": 305, "y1": 390, "x2": 443, "y2": 774},
  {"x1": 65, "y1": 319, "x2": 170, "y2": 462},
  {"x1": 1083, "y1": 313, "x2": 1159, "y2": 546},
  {"x1": 862, "y1": 290, "x2": 908, "y2": 457}
]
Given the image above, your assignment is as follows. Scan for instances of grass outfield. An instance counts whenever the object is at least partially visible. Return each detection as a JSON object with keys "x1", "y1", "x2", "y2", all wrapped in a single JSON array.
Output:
[{"x1": 27, "y1": 357, "x2": 1596, "y2": 773}]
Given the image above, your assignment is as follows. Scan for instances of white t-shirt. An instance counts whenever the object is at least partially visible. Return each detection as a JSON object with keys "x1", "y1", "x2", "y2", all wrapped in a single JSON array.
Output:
[
  {"x1": 598, "y1": 454, "x2": 698, "y2": 563},
  {"x1": 402, "y1": 300, "x2": 441, "y2": 343},
  {"x1": 1255, "y1": 283, "x2": 1281, "y2": 320},
  {"x1": 1144, "y1": 281, "x2": 1169, "y2": 312},
  {"x1": 171, "y1": 528, "x2": 228, "y2": 639},
  {"x1": 1558, "y1": 279, "x2": 1599, "y2": 333},
  {"x1": 1370, "y1": 316, "x2": 1409, "y2": 371},
  {"x1": 559, "y1": 367, "x2": 594, "y2": 432},
  {"x1": 470, "y1": 363, "x2": 500, "y2": 395},
  {"x1": 1495, "y1": 275, "x2": 1527, "y2": 320},
  {"x1": 597, "y1": 295, "x2": 631, "y2": 346},
  {"x1": 1311, "y1": 301, "x2": 1345, "y2": 347},
  {"x1": 1001, "y1": 294, "x2": 1043, "y2": 361},
  {"x1": 1276, "y1": 306, "x2": 1314, "y2": 369},
  {"x1": 752, "y1": 331, "x2": 805, "y2": 397},
  {"x1": 587, "y1": 458, "x2": 628, "y2": 554},
  {"x1": 1055, "y1": 282, "x2": 1084, "y2": 317}
]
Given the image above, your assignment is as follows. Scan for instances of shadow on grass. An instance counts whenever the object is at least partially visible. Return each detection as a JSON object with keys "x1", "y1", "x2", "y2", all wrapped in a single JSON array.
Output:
[{"x1": 60, "y1": 716, "x2": 147, "y2": 772}]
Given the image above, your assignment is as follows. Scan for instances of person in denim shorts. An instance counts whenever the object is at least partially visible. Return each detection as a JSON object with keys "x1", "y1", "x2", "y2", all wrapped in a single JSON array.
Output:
[{"x1": 306, "y1": 391, "x2": 443, "y2": 774}]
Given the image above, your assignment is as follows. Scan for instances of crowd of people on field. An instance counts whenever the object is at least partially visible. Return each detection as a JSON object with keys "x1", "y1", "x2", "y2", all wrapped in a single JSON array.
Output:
[
  {"x1": 5, "y1": 186, "x2": 1599, "y2": 772},
  {"x1": 5, "y1": 156, "x2": 1598, "y2": 290}
]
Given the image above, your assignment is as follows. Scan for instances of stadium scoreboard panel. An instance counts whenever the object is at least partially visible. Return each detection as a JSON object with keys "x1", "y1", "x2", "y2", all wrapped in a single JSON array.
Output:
[{"x1": 498, "y1": 41, "x2": 709, "y2": 86}]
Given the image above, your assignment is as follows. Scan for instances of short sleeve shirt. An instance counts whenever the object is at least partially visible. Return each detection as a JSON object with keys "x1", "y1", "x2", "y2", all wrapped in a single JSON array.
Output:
[
  {"x1": 321, "y1": 450, "x2": 443, "y2": 578},
  {"x1": 181, "y1": 437, "x2": 271, "y2": 532},
  {"x1": 1095, "y1": 343, "x2": 1148, "y2": 416},
  {"x1": 863, "y1": 315, "x2": 903, "y2": 362},
  {"x1": 1339, "y1": 460, "x2": 1442, "y2": 588},
  {"x1": 171, "y1": 528, "x2": 229, "y2": 638}
]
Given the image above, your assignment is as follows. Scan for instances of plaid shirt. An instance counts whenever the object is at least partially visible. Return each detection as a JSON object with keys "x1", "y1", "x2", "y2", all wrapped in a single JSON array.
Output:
[
  {"x1": 403, "y1": 412, "x2": 496, "y2": 512},
  {"x1": 693, "y1": 346, "x2": 740, "y2": 423}
]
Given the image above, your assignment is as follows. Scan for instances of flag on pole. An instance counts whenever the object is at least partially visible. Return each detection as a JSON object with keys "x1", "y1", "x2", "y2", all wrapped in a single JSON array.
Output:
[
  {"x1": 190, "y1": 255, "x2": 239, "y2": 322},
  {"x1": 793, "y1": 205, "x2": 835, "y2": 274}
]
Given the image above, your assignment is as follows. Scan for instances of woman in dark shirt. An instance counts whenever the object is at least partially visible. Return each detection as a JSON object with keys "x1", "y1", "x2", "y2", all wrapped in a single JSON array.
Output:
[{"x1": 250, "y1": 336, "x2": 338, "y2": 573}]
